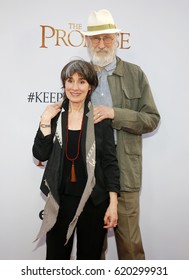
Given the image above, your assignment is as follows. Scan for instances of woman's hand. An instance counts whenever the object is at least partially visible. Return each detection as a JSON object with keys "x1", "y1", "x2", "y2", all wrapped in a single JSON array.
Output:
[
  {"x1": 104, "y1": 192, "x2": 118, "y2": 228},
  {"x1": 40, "y1": 101, "x2": 62, "y2": 136},
  {"x1": 40, "y1": 102, "x2": 62, "y2": 123}
]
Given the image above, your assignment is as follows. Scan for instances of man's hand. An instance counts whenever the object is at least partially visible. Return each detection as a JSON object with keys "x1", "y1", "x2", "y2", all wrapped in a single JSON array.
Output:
[{"x1": 93, "y1": 105, "x2": 114, "y2": 123}]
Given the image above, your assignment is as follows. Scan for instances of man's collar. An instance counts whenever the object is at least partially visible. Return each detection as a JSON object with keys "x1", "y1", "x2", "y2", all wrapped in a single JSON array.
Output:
[{"x1": 105, "y1": 58, "x2": 116, "y2": 72}]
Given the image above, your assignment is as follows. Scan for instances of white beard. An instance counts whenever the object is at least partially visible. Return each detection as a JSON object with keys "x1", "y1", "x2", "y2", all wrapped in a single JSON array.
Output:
[{"x1": 87, "y1": 42, "x2": 117, "y2": 68}]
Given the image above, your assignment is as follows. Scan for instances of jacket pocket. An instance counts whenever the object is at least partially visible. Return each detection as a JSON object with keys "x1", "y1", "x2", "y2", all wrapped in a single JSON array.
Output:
[{"x1": 123, "y1": 132, "x2": 142, "y2": 156}]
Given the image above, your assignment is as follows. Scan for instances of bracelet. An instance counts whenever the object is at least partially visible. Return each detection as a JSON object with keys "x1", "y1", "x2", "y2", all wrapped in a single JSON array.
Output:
[{"x1": 40, "y1": 123, "x2": 51, "y2": 128}]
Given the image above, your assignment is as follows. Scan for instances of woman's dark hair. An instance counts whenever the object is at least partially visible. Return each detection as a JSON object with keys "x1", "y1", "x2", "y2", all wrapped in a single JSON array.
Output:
[{"x1": 61, "y1": 59, "x2": 98, "y2": 95}]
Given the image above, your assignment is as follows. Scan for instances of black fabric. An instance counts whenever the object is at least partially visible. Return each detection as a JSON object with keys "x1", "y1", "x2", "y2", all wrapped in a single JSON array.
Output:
[
  {"x1": 32, "y1": 99, "x2": 120, "y2": 206},
  {"x1": 61, "y1": 130, "x2": 87, "y2": 197},
  {"x1": 46, "y1": 196, "x2": 108, "y2": 260}
]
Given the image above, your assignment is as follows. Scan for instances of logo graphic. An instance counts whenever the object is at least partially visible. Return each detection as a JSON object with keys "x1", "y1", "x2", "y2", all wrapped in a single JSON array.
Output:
[
  {"x1": 40, "y1": 23, "x2": 131, "y2": 49},
  {"x1": 27, "y1": 92, "x2": 63, "y2": 103},
  {"x1": 39, "y1": 210, "x2": 44, "y2": 220}
]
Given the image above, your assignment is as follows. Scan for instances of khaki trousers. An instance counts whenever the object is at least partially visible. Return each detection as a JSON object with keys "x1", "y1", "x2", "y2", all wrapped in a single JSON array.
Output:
[
  {"x1": 101, "y1": 191, "x2": 145, "y2": 260},
  {"x1": 115, "y1": 191, "x2": 145, "y2": 260}
]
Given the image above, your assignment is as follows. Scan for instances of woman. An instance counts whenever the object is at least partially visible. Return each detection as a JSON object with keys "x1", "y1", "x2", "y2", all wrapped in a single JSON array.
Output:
[{"x1": 32, "y1": 59, "x2": 120, "y2": 260}]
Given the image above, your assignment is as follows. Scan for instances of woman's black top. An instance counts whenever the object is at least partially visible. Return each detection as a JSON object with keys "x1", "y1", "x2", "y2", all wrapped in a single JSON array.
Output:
[{"x1": 60, "y1": 130, "x2": 87, "y2": 197}]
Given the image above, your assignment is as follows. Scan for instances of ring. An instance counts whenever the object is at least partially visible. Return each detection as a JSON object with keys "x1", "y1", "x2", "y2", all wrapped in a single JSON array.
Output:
[{"x1": 98, "y1": 113, "x2": 100, "y2": 117}]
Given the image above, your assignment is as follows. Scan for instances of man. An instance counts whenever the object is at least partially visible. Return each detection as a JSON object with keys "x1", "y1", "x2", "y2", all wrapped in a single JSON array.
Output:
[{"x1": 82, "y1": 9, "x2": 160, "y2": 260}]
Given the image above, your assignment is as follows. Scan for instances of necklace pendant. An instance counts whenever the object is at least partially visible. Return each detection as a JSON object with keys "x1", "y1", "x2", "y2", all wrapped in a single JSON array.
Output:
[{"x1": 70, "y1": 161, "x2": 77, "y2": 182}]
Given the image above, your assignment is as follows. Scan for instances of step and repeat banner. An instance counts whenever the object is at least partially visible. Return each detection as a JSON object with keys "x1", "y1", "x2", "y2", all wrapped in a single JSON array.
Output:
[{"x1": 0, "y1": 0, "x2": 189, "y2": 260}]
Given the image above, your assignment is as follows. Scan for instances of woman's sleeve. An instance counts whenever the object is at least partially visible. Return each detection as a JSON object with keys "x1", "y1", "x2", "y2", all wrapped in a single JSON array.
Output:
[
  {"x1": 32, "y1": 116, "x2": 58, "y2": 162},
  {"x1": 102, "y1": 119, "x2": 120, "y2": 193}
]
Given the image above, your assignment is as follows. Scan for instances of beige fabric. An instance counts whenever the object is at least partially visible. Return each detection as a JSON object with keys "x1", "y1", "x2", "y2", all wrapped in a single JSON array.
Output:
[{"x1": 34, "y1": 192, "x2": 59, "y2": 241}]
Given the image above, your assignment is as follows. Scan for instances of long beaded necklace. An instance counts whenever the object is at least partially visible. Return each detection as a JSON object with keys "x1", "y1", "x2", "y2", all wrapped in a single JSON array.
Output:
[{"x1": 65, "y1": 110, "x2": 84, "y2": 182}]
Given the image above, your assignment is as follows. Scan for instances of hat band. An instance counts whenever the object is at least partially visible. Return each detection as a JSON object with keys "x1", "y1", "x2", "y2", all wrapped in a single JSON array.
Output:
[{"x1": 87, "y1": 23, "x2": 116, "y2": 32}]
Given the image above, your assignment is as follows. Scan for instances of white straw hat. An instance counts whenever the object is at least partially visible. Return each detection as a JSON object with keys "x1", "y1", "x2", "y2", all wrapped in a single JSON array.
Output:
[{"x1": 82, "y1": 9, "x2": 121, "y2": 36}]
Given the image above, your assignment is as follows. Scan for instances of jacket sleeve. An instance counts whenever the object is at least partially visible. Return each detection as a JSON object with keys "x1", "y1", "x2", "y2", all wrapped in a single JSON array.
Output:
[
  {"x1": 112, "y1": 67, "x2": 160, "y2": 135},
  {"x1": 101, "y1": 119, "x2": 120, "y2": 193},
  {"x1": 32, "y1": 116, "x2": 58, "y2": 162}
]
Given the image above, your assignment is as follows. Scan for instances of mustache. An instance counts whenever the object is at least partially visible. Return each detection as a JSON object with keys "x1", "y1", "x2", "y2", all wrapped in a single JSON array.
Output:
[
  {"x1": 96, "y1": 47, "x2": 109, "y2": 52},
  {"x1": 94, "y1": 47, "x2": 112, "y2": 55}
]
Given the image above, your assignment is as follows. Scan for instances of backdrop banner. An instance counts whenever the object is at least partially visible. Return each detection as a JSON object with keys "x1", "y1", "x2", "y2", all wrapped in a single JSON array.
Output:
[{"x1": 0, "y1": 0, "x2": 189, "y2": 260}]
